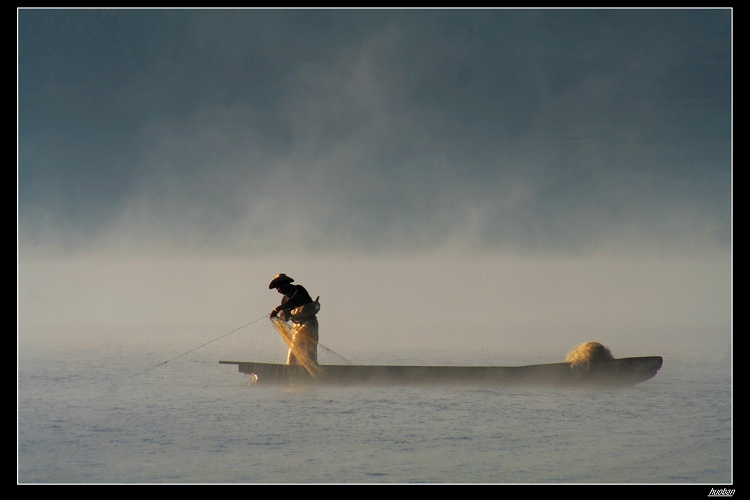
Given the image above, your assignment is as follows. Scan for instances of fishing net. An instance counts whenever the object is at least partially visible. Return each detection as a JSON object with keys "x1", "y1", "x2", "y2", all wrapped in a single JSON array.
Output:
[
  {"x1": 565, "y1": 341, "x2": 614, "y2": 369},
  {"x1": 270, "y1": 316, "x2": 322, "y2": 379}
]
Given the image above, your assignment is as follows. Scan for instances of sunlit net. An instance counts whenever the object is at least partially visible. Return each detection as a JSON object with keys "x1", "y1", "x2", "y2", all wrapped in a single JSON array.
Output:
[
  {"x1": 565, "y1": 341, "x2": 614, "y2": 368},
  {"x1": 270, "y1": 317, "x2": 322, "y2": 379}
]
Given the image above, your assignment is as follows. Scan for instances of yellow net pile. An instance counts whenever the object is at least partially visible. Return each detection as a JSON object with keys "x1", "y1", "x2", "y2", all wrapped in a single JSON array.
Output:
[
  {"x1": 565, "y1": 341, "x2": 614, "y2": 369},
  {"x1": 270, "y1": 317, "x2": 322, "y2": 380}
]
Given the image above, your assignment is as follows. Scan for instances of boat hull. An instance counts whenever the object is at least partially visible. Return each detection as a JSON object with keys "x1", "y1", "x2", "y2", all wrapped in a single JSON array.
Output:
[{"x1": 219, "y1": 356, "x2": 663, "y2": 388}]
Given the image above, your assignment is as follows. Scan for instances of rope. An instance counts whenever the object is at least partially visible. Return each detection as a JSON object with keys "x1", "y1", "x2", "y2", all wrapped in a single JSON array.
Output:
[
  {"x1": 121, "y1": 309, "x2": 353, "y2": 381},
  {"x1": 121, "y1": 313, "x2": 269, "y2": 382},
  {"x1": 318, "y1": 342, "x2": 353, "y2": 365}
]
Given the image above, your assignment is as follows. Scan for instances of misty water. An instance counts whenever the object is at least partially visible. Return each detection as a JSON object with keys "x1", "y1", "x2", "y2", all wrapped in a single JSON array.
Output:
[{"x1": 17, "y1": 339, "x2": 731, "y2": 485}]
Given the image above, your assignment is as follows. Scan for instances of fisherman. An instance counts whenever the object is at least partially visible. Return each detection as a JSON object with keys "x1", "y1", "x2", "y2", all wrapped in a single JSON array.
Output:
[{"x1": 269, "y1": 273, "x2": 320, "y2": 365}]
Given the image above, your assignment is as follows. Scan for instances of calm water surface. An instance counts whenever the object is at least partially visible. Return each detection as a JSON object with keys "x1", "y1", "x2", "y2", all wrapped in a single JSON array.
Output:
[{"x1": 17, "y1": 343, "x2": 732, "y2": 485}]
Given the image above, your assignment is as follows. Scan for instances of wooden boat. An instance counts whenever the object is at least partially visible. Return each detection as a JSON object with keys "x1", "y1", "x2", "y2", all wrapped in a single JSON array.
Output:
[{"x1": 219, "y1": 356, "x2": 663, "y2": 388}]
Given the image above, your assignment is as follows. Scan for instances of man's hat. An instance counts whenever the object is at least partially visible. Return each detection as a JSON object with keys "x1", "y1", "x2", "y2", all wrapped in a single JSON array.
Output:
[{"x1": 269, "y1": 273, "x2": 294, "y2": 289}]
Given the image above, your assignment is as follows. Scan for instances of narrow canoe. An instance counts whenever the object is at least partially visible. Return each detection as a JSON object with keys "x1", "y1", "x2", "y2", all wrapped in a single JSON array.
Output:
[{"x1": 219, "y1": 356, "x2": 663, "y2": 388}]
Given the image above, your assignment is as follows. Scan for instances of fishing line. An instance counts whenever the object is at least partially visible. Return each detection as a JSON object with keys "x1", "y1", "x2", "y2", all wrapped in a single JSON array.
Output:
[
  {"x1": 318, "y1": 342, "x2": 353, "y2": 364},
  {"x1": 121, "y1": 313, "x2": 269, "y2": 382},
  {"x1": 122, "y1": 313, "x2": 352, "y2": 381}
]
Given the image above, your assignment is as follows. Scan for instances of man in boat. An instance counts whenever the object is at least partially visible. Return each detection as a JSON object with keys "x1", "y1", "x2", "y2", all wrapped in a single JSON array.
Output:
[{"x1": 269, "y1": 273, "x2": 320, "y2": 365}]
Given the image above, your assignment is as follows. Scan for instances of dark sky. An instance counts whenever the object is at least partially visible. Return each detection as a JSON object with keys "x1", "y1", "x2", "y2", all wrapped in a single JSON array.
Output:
[{"x1": 18, "y1": 8, "x2": 731, "y2": 259}]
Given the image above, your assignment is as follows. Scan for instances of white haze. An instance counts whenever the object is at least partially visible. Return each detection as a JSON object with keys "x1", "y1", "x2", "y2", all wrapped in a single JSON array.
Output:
[{"x1": 18, "y1": 253, "x2": 731, "y2": 361}]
